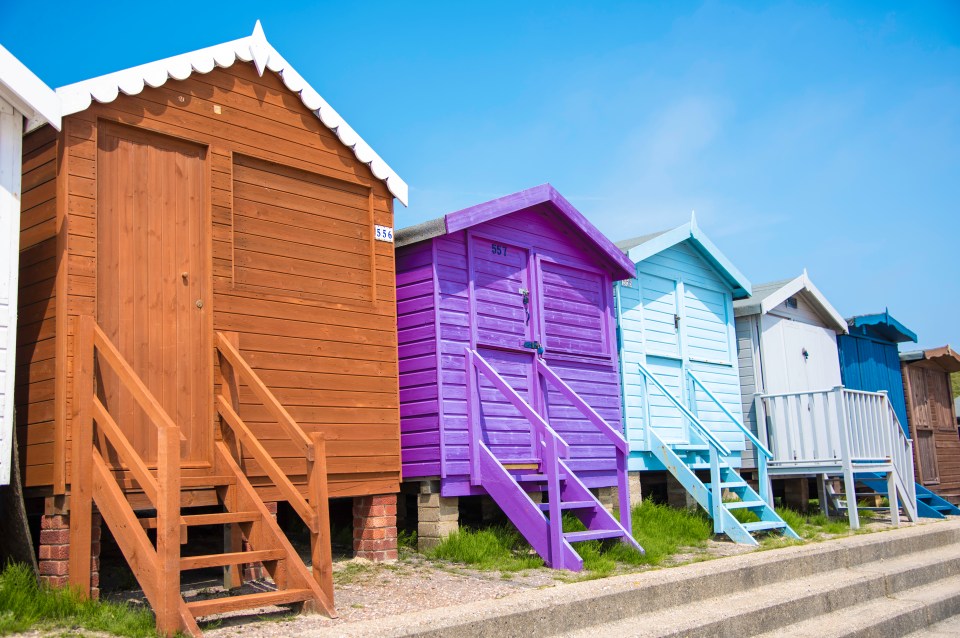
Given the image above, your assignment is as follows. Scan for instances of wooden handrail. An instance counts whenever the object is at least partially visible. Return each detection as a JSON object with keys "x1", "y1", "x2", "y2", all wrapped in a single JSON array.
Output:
[
  {"x1": 637, "y1": 361, "x2": 731, "y2": 456},
  {"x1": 214, "y1": 332, "x2": 313, "y2": 459},
  {"x1": 687, "y1": 370, "x2": 773, "y2": 460},
  {"x1": 535, "y1": 359, "x2": 627, "y2": 453},
  {"x1": 213, "y1": 332, "x2": 334, "y2": 607},
  {"x1": 216, "y1": 396, "x2": 318, "y2": 532},
  {"x1": 470, "y1": 350, "x2": 570, "y2": 457},
  {"x1": 71, "y1": 315, "x2": 184, "y2": 636}
]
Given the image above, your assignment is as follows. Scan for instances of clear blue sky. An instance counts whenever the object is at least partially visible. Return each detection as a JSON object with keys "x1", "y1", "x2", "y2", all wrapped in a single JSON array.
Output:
[{"x1": 3, "y1": 2, "x2": 957, "y2": 348}]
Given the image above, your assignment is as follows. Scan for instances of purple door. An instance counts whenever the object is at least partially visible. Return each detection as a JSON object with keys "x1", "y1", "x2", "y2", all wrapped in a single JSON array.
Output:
[{"x1": 471, "y1": 235, "x2": 537, "y2": 462}]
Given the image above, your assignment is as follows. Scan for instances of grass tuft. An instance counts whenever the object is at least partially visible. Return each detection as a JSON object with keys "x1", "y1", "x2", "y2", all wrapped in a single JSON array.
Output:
[
  {"x1": 0, "y1": 562, "x2": 156, "y2": 637},
  {"x1": 629, "y1": 500, "x2": 713, "y2": 564},
  {"x1": 428, "y1": 526, "x2": 544, "y2": 571}
]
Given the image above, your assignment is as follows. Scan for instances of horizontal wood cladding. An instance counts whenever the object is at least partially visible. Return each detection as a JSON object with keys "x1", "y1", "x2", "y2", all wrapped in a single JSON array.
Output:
[
  {"x1": 16, "y1": 126, "x2": 59, "y2": 489},
  {"x1": 20, "y1": 61, "x2": 400, "y2": 498},
  {"x1": 232, "y1": 154, "x2": 375, "y2": 304}
]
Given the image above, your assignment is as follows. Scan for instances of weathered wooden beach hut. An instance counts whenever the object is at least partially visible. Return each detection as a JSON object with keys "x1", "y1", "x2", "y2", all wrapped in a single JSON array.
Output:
[
  {"x1": 615, "y1": 217, "x2": 796, "y2": 545},
  {"x1": 16, "y1": 23, "x2": 406, "y2": 635},
  {"x1": 736, "y1": 274, "x2": 917, "y2": 529},
  {"x1": 395, "y1": 184, "x2": 641, "y2": 570},
  {"x1": 837, "y1": 313, "x2": 959, "y2": 518},
  {"x1": 900, "y1": 346, "x2": 960, "y2": 506},
  {"x1": 0, "y1": 45, "x2": 60, "y2": 487}
]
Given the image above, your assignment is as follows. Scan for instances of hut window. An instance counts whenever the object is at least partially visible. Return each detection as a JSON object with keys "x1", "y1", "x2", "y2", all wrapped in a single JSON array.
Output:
[
  {"x1": 785, "y1": 297, "x2": 799, "y2": 309},
  {"x1": 230, "y1": 155, "x2": 373, "y2": 304}
]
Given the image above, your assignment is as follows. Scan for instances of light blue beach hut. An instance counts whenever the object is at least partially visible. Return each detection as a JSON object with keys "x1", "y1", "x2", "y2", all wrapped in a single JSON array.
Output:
[{"x1": 615, "y1": 216, "x2": 796, "y2": 544}]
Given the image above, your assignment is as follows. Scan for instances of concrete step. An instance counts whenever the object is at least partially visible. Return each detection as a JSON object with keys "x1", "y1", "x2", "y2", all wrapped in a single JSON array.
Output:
[
  {"x1": 560, "y1": 542, "x2": 960, "y2": 638},
  {"x1": 754, "y1": 574, "x2": 960, "y2": 638},
  {"x1": 315, "y1": 520, "x2": 960, "y2": 638}
]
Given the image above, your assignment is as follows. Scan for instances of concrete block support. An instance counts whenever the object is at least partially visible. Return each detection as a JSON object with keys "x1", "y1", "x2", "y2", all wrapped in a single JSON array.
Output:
[
  {"x1": 666, "y1": 473, "x2": 698, "y2": 510},
  {"x1": 593, "y1": 487, "x2": 616, "y2": 514},
  {"x1": 354, "y1": 494, "x2": 398, "y2": 561},
  {"x1": 417, "y1": 481, "x2": 458, "y2": 551},
  {"x1": 783, "y1": 478, "x2": 811, "y2": 512},
  {"x1": 39, "y1": 512, "x2": 101, "y2": 599},
  {"x1": 628, "y1": 472, "x2": 644, "y2": 508}
]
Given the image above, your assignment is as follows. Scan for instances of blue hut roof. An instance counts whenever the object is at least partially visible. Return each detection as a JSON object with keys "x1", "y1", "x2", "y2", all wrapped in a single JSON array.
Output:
[
  {"x1": 616, "y1": 215, "x2": 751, "y2": 299},
  {"x1": 846, "y1": 311, "x2": 918, "y2": 344}
]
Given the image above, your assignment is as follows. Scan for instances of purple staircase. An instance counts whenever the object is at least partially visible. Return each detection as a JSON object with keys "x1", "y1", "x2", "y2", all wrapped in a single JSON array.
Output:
[{"x1": 467, "y1": 349, "x2": 643, "y2": 570}]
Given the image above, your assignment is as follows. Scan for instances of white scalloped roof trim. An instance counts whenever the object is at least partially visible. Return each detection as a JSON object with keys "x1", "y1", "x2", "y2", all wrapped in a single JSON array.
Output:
[{"x1": 55, "y1": 21, "x2": 408, "y2": 206}]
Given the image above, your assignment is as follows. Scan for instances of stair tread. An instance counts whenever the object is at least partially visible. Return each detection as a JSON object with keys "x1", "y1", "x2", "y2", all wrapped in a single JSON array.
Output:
[
  {"x1": 186, "y1": 588, "x2": 315, "y2": 618},
  {"x1": 564, "y1": 529, "x2": 625, "y2": 542},
  {"x1": 741, "y1": 520, "x2": 787, "y2": 532},
  {"x1": 139, "y1": 511, "x2": 260, "y2": 529},
  {"x1": 180, "y1": 475, "x2": 236, "y2": 488},
  {"x1": 512, "y1": 473, "x2": 567, "y2": 482},
  {"x1": 181, "y1": 548, "x2": 286, "y2": 571},
  {"x1": 538, "y1": 500, "x2": 597, "y2": 511},
  {"x1": 705, "y1": 481, "x2": 747, "y2": 489},
  {"x1": 723, "y1": 500, "x2": 767, "y2": 510}
]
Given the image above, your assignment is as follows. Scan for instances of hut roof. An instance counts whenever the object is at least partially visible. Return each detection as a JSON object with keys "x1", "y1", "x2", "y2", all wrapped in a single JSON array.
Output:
[
  {"x1": 615, "y1": 215, "x2": 751, "y2": 299},
  {"x1": 395, "y1": 184, "x2": 636, "y2": 280},
  {"x1": 846, "y1": 311, "x2": 918, "y2": 344},
  {"x1": 55, "y1": 21, "x2": 407, "y2": 205},
  {"x1": 0, "y1": 44, "x2": 60, "y2": 132},
  {"x1": 901, "y1": 346, "x2": 960, "y2": 373},
  {"x1": 733, "y1": 271, "x2": 848, "y2": 333}
]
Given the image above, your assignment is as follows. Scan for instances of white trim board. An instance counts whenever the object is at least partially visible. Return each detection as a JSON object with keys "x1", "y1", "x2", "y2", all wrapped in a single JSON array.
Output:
[{"x1": 56, "y1": 21, "x2": 408, "y2": 205}]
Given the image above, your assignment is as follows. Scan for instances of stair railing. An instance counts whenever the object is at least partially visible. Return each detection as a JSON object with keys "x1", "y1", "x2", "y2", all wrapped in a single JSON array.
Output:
[
  {"x1": 466, "y1": 349, "x2": 569, "y2": 567},
  {"x1": 637, "y1": 361, "x2": 732, "y2": 531},
  {"x1": 534, "y1": 358, "x2": 634, "y2": 535},
  {"x1": 71, "y1": 315, "x2": 187, "y2": 636},
  {"x1": 214, "y1": 332, "x2": 334, "y2": 610},
  {"x1": 687, "y1": 370, "x2": 773, "y2": 505},
  {"x1": 757, "y1": 386, "x2": 917, "y2": 528}
]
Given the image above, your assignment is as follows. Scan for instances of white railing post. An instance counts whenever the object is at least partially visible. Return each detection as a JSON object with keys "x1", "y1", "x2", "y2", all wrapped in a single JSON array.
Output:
[{"x1": 834, "y1": 386, "x2": 860, "y2": 531}]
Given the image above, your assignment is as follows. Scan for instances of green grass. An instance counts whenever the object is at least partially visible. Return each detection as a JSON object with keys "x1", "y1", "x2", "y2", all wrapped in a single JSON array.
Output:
[
  {"x1": 0, "y1": 563, "x2": 156, "y2": 637},
  {"x1": 427, "y1": 500, "x2": 713, "y2": 575},
  {"x1": 427, "y1": 526, "x2": 544, "y2": 571},
  {"x1": 773, "y1": 507, "x2": 850, "y2": 539}
]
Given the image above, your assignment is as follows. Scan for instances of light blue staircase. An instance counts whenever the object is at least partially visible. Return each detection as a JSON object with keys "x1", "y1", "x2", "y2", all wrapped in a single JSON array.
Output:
[
  {"x1": 855, "y1": 474, "x2": 960, "y2": 519},
  {"x1": 639, "y1": 363, "x2": 799, "y2": 545}
]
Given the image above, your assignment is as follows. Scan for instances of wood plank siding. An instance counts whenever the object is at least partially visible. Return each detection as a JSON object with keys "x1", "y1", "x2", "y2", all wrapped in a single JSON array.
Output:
[
  {"x1": 903, "y1": 360, "x2": 960, "y2": 505},
  {"x1": 15, "y1": 126, "x2": 59, "y2": 488},
  {"x1": 18, "y1": 62, "x2": 400, "y2": 499},
  {"x1": 397, "y1": 201, "x2": 626, "y2": 495},
  {"x1": 618, "y1": 240, "x2": 745, "y2": 470}
]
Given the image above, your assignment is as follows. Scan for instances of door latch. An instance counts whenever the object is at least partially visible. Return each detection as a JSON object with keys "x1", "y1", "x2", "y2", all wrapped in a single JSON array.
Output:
[
  {"x1": 519, "y1": 288, "x2": 530, "y2": 325},
  {"x1": 674, "y1": 314, "x2": 681, "y2": 329},
  {"x1": 522, "y1": 340, "x2": 545, "y2": 356}
]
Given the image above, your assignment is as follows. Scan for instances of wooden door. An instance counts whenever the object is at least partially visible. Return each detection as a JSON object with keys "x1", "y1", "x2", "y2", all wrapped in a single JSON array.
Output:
[
  {"x1": 638, "y1": 273, "x2": 687, "y2": 443},
  {"x1": 470, "y1": 235, "x2": 536, "y2": 461},
  {"x1": 761, "y1": 316, "x2": 841, "y2": 394},
  {"x1": 907, "y1": 366, "x2": 940, "y2": 484},
  {"x1": 96, "y1": 124, "x2": 209, "y2": 465}
]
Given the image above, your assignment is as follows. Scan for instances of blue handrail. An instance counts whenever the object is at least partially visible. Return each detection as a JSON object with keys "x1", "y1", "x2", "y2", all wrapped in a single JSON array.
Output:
[
  {"x1": 686, "y1": 370, "x2": 773, "y2": 460},
  {"x1": 636, "y1": 361, "x2": 731, "y2": 456}
]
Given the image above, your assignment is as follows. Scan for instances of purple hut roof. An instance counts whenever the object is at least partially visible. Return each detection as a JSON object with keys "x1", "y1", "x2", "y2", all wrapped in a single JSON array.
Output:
[{"x1": 395, "y1": 184, "x2": 636, "y2": 280}]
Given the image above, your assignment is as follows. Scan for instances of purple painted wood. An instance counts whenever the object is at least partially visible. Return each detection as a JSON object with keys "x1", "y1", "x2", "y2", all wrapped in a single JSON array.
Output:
[
  {"x1": 477, "y1": 443, "x2": 582, "y2": 570},
  {"x1": 396, "y1": 186, "x2": 635, "y2": 557},
  {"x1": 443, "y1": 184, "x2": 635, "y2": 280}
]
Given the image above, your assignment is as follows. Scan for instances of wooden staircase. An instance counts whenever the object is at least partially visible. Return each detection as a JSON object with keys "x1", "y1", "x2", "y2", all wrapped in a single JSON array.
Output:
[
  {"x1": 826, "y1": 473, "x2": 960, "y2": 520},
  {"x1": 68, "y1": 316, "x2": 336, "y2": 636},
  {"x1": 467, "y1": 349, "x2": 643, "y2": 570},
  {"x1": 638, "y1": 363, "x2": 799, "y2": 545}
]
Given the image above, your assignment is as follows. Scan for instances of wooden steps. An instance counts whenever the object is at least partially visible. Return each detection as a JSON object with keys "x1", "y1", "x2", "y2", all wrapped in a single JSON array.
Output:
[
  {"x1": 186, "y1": 589, "x2": 315, "y2": 618},
  {"x1": 181, "y1": 549, "x2": 286, "y2": 571}
]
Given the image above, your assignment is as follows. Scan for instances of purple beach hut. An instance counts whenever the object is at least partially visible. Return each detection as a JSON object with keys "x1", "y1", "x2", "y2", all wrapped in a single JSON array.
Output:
[{"x1": 394, "y1": 184, "x2": 641, "y2": 570}]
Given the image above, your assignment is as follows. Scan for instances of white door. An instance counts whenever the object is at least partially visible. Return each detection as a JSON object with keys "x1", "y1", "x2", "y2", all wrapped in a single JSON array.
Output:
[{"x1": 761, "y1": 315, "x2": 841, "y2": 394}]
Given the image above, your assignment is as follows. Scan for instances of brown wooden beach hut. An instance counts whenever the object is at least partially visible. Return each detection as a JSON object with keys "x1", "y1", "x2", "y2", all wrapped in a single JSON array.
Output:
[
  {"x1": 901, "y1": 346, "x2": 960, "y2": 505},
  {"x1": 15, "y1": 23, "x2": 406, "y2": 635}
]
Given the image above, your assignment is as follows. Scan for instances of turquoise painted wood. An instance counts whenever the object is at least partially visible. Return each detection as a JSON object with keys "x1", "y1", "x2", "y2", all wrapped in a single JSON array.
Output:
[{"x1": 616, "y1": 237, "x2": 747, "y2": 469}]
